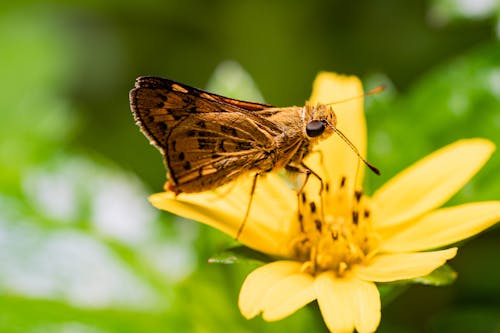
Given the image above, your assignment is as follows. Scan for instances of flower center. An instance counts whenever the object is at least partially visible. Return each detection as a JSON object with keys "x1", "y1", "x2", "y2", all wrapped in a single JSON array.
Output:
[{"x1": 291, "y1": 176, "x2": 380, "y2": 276}]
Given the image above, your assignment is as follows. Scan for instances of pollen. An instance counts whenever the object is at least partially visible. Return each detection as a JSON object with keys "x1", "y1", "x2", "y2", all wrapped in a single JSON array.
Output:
[{"x1": 291, "y1": 176, "x2": 380, "y2": 276}]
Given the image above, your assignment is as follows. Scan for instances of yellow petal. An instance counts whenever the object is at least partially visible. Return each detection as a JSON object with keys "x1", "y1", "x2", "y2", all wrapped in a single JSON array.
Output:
[
  {"x1": 150, "y1": 174, "x2": 295, "y2": 256},
  {"x1": 306, "y1": 72, "x2": 367, "y2": 192},
  {"x1": 381, "y1": 201, "x2": 500, "y2": 252},
  {"x1": 352, "y1": 279, "x2": 381, "y2": 333},
  {"x1": 315, "y1": 274, "x2": 380, "y2": 333},
  {"x1": 354, "y1": 248, "x2": 457, "y2": 282},
  {"x1": 372, "y1": 139, "x2": 495, "y2": 228},
  {"x1": 315, "y1": 272, "x2": 356, "y2": 333},
  {"x1": 238, "y1": 261, "x2": 302, "y2": 319},
  {"x1": 261, "y1": 273, "x2": 316, "y2": 321}
]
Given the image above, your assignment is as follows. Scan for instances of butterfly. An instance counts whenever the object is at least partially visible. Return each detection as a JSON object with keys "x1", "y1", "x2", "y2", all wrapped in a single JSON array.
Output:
[{"x1": 130, "y1": 76, "x2": 379, "y2": 236}]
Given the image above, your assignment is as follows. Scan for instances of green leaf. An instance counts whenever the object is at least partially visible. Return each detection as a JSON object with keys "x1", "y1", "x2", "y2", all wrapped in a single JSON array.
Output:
[
  {"x1": 378, "y1": 283, "x2": 410, "y2": 307},
  {"x1": 0, "y1": 295, "x2": 189, "y2": 333},
  {"x1": 209, "y1": 246, "x2": 273, "y2": 266},
  {"x1": 365, "y1": 42, "x2": 500, "y2": 202},
  {"x1": 410, "y1": 264, "x2": 457, "y2": 286},
  {"x1": 429, "y1": 0, "x2": 499, "y2": 23},
  {"x1": 205, "y1": 60, "x2": 266, "y2": 102},
  {"x1": 378, "y1": 264, "x2": 457, "y2": 307}
]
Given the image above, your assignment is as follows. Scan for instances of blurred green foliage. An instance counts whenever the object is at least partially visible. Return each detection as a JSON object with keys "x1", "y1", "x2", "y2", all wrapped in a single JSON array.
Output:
[{"x1": 0, "y1": 1, "x2": 499, "y2": 332}]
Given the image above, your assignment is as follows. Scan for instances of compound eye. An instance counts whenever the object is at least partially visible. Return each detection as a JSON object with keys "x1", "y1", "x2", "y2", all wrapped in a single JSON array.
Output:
[{"x1": 306, "y1": 120, "x2": 325, "y2": 137}]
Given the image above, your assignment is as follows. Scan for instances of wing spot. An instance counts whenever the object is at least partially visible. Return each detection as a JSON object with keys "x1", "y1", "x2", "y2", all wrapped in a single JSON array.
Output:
[
  {"x1": 221, "y1": 125, "x2": 237, "y2": 136},
  {"x1": 156, "y1": 93, "x2": 167, "y2": 101},
  {"x1": 200, "y1": 92, "x2": 217, "y2": 101},
  {"x1": 197, "y1": 130, "x2": 212, "y2": 137},
  {"x1": 178, "y1": 152, "x2": 185, "y2": 161},
  {"x1": 198, "y1": 138, "x2": 216, "y2": 149},
  {"x1": 236, "y1": 142, "x2": 253, "y2": 150},
  {"x1": 183, "y1": 161, "x2": 191, "y2": 170},
  {"x1": 171, "y1": 84, "x2": 188, "y2": 93},
  {"x1": 219, "y1": 140, "x2": 227, "y2": 152},
  {"x1": 158, "y1": 122, "x2": 167, "y2": 131}
]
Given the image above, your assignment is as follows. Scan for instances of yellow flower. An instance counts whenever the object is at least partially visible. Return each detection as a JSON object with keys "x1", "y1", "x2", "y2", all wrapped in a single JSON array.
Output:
[{"x1": 149, "y1": 73, "x2": 500, "y2": 333}]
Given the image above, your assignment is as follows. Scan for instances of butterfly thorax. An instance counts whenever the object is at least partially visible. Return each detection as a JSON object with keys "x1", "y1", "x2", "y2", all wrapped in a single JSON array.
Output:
[{"x1": 264, "y1": 103, "x2": 337, "y2": 170}]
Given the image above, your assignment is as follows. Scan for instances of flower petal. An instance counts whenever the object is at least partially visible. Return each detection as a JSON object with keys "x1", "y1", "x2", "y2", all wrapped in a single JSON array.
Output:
[
  {"x1": 315, "y1": 272, "x2": 356, "y2": 333},
  {"x1": 372, "y1": 139, "x2": 495, "y2": 228},
  {"x1": 306, "y1": 72, "x2": 367, "y2": 191},
  {"x1": 150, "y1": 174, "x2": 295, "y2": 256},
  {"x1": 352, "y1": 279, "x2": 381, "y2": 333},
  {"x1": 354, "y1": 248, "x2": 457, "y2": 282},
  {"x1": 315, "y1": 274, "x2": 381, "y2": 333},
  {"x1": 380, "y1": 201, "x2": 500, "y2": 252},
  {"x1": 261, "y1": 272, "x2": 316, "y2": 321},
  {"x1": 238, "y1": 261, "x2": 302, "y2": 319}
]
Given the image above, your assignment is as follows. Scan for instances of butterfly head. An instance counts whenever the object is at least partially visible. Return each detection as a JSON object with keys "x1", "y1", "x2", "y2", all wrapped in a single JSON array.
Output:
[
  {"x1": 303, "y1": 102, "x2": 381, "y2": 176},
  {"x1": 304, "y1": 103, "x2": 337, "y2": 141}
]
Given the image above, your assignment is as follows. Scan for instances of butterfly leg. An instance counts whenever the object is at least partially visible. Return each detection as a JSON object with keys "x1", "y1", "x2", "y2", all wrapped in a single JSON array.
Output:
[
  {"x1": 235, "y1": 173, "x2": 259, "y2": 240},
  {"x1": 285, "y1": 163, "x2": 325, "y2": 233},
  {"x1": 306, "y1": 149, "x2": 329, "y2": 181}
]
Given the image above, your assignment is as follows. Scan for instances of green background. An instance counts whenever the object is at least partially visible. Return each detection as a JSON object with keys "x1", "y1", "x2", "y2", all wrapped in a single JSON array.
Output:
[{"x1": 0, "y1": 1, "x2": 499, "y2": 332}]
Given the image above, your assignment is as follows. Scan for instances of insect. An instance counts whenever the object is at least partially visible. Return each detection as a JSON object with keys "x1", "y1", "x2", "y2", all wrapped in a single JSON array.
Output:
[{"x1": 130, "y1": 76, "x2": 380, "y2": 237}]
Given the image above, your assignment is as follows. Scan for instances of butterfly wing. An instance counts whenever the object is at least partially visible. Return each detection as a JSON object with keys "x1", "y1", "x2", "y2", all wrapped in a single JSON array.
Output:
[
  {"x1": 165, "y1": 112, "x2": 281, "y2": 193},
  {"x1": 138, "y1": 76, "x2": 273, "y2": 111},
  {"x1": 129, "y1": 76, "x2": 284, "y2": 193},
  {"x1": 130, "y1": 76, "x2": 281, "y2": 152}
]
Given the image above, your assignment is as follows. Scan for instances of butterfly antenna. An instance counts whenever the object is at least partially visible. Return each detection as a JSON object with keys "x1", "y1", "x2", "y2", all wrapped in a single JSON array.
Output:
[
  {"x1": 325, "y1": 85, "x2": 385, "y2": 106},
  {"x1": 327, "y1": 122, "x2": 380, "y2": 175}
]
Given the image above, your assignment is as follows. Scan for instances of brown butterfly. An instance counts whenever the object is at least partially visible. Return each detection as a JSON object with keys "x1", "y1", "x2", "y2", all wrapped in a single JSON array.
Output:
[{"x1": 130, "y1": 76, "x2": 379, "y2": 236}]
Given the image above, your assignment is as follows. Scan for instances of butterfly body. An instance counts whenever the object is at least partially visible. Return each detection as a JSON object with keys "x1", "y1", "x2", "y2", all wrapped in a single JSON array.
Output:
[{"x1": 129, "y1": 76, "x2": 337, "y2": 194}]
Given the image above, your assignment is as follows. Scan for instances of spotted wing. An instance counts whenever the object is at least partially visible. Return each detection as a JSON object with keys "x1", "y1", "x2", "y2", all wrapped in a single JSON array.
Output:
[
  {"x1": 129, "y1": 76, "x2": 284, "y2": 193},
  {"x1": 129, "y1": 76, "x2": 282, "y2": 154},
  {"x1": 166, "y1": 111, "x2": 283, "y2": 193}
]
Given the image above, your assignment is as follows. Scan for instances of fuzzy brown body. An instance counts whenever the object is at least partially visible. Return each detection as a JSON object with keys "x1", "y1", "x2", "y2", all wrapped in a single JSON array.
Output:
[{"x1": 129, "y1": 77, "x2": 337, "y2": 194}]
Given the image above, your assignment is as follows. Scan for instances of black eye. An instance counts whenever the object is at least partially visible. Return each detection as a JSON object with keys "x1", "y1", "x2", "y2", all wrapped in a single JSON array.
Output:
[{"x1": 306, "y1": 120, "x2": 325, "y2": 137}]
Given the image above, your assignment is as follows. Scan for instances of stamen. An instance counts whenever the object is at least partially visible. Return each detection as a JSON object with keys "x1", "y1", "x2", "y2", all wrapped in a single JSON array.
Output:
[
  {"x1": 314, "y1": 219, "x2": 322, "y2": 231},
  {"x1": 338, "y1": 262, "x2": 348, "y2": 275},
  {"x1": 309, "y1": 201, "x2": 317, "y2": 213},
  {"x1": 298, "y1": 213, "x2": 305, "y2": 233},
  {"x1": 340, "y1": 176, "x2": 346, "y2": 188},
  {"x1": 352, "y1": 211, "x2": 359, "y2": 225},
  {"x1": 291, "y1": 175, "x2": 379, "y2": 276}
]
